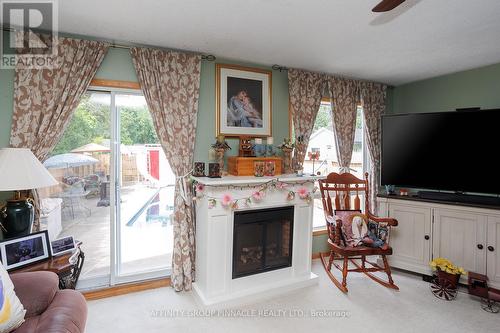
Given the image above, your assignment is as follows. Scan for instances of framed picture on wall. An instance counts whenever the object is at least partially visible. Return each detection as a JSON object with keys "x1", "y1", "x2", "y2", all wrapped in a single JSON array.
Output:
[{"x1": 216, "y1": 64, "x2": 272, "y2": 137}]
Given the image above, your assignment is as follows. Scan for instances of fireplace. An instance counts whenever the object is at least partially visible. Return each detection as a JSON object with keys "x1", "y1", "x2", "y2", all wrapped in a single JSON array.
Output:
[{"x1": 233, "y1": 206, "x2": 294, "y2": 279}]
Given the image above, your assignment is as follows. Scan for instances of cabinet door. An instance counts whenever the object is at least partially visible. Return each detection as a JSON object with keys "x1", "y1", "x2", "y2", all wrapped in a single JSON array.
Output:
[
  {"x1": 388, "y1": 203, "x2": 432, "y2": 273},
  {"x1": 487, "y1": 215, "x2": 500, "y2": 289},
  {"x1": 433, "y1": 209, "x2": 487, "y2": 275}
]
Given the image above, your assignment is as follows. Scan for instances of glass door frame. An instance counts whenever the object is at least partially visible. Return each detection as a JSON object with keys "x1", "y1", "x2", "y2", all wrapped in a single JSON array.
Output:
[{"x1": 79, "y1": 85, "x2": 171, "y2": 289}]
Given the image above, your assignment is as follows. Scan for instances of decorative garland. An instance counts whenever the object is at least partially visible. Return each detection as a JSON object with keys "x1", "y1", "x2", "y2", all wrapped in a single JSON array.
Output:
[{"x1": 191, "y1": 178, "x2": 318, "y2": 210}]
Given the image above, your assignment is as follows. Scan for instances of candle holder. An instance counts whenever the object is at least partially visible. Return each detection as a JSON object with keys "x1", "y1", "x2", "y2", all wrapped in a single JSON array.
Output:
[
  {"x1": 254, "y1": 161, "x2": 265, "y2": 177},
  {"x1": 208, "y1": 163, "x2": 221, "y2": 178},
  {"x1": 265, "y1": 161, "x2": 276, "y2": 176},
  {"x1": 193, "y1": 162, "x2": 206, "y2": 177}
]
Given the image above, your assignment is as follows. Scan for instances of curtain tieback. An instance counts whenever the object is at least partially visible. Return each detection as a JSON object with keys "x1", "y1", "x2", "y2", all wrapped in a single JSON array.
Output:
[{"x1": 176, "y1": 169, "x2": 194, "y2": 204}]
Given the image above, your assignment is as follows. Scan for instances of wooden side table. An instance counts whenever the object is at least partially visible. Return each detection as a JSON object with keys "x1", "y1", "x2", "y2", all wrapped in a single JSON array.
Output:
[{"x1": 11, "y1": 245, "x2": 85, "y2": 289}]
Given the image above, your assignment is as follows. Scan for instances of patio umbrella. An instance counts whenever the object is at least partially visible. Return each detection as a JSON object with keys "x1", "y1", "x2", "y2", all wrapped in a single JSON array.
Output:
[
  {"x1": 43, "y1": 153, "x2": 99, "y2": 169},
  {"x1": 71, "y1": 143, "x2": 110, "y2": 153}
]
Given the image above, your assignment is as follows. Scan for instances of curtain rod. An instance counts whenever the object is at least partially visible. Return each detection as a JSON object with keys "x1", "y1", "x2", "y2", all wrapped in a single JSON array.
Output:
[
  {"x1": 109, "y1": 43, "x2": 216, "y2": 61},
  {"x1": 1, "y1": 27, "x2": 216, "y2": 61}
]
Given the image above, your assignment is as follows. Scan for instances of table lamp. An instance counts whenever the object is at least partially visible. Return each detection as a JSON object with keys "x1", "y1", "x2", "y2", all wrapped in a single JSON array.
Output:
[{"x1": 0, "y1": 148, "x2": 58, "y2": 239}]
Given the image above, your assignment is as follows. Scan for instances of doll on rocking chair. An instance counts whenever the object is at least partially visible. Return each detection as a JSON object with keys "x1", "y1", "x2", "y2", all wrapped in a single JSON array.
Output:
[{"x1": 342, "y1": 213, "x2": 389, "y2": 250}]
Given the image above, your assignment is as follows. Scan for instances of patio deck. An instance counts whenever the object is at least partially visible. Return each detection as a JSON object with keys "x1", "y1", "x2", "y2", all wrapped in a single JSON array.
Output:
[{"x1": 57, "y1": 185, "x2": 174, "y2": 281}]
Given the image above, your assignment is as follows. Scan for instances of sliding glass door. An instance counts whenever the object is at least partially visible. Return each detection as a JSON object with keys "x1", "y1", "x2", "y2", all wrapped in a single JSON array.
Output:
[
  {"x1": 114, "y1": 92, "x2": 173, "y2": 281},
  {"x1": 40, "y1": 88, "x2": 172, "y2": 289}
]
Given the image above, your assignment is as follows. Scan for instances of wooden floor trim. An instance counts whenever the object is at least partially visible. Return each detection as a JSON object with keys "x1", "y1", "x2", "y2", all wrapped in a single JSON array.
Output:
[
  {"x1": 83, "y1": 277, "x2": 170, "y2": 301},
  {"x1": 313, "y1": 228, "x2": 328, "y2": 236}
]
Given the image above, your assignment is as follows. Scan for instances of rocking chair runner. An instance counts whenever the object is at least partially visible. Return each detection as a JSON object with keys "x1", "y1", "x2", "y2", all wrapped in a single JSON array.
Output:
[{"x1": 319, "y1": 172, "x2": 399, "y2": 293}]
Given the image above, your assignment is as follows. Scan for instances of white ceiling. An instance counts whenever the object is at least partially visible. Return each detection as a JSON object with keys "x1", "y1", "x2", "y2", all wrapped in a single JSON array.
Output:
[{"x1": 58, "y1": 0, "x2": 500, "y2": 85}]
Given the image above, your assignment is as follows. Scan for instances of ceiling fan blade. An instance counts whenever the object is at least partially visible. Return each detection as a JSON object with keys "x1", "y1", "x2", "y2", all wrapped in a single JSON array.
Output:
[{"x1": 372, "y1": 0, "x2": 406, "y2": 12}]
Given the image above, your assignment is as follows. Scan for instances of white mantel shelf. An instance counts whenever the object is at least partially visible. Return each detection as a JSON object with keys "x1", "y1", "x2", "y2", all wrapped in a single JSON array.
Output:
[
  {"x1": 192, "y1": 174, "x2": 321, "y2": 307},
  {"x1": 192, "y1": 174, "x2": 325, "y2": 186}
]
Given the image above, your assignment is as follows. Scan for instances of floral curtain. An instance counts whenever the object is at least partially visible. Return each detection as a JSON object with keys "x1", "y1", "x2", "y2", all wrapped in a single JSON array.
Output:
[
  {"x1": 10, "y1": 37, "x2": 109, "y2": 161},
  {"x1": 10, "y1": 36, "x2": 108, "y2": 231},
  {"x1": 327, "y1": 77, "x2": 360, "y2": 173},
  {"x1": 361, "y1": 82, "x2": 387, "y2": 212},
  {"x1": 130, "y1": 47, "x2": 201, "y2": 292},
  {"x1": 288, "y1": 69, "x2": 326, "y2": 168}
]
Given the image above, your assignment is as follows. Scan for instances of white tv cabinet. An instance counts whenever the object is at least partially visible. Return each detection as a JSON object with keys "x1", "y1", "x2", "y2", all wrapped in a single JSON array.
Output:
[{"x1": 377, "y1": 195, "x2": 500, "y2": 289}]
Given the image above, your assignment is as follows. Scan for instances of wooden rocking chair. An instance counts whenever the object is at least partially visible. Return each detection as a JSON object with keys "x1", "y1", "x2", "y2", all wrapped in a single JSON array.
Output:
[{"x1": 319, "y1": 172, "x2": 399, "y2": 293}]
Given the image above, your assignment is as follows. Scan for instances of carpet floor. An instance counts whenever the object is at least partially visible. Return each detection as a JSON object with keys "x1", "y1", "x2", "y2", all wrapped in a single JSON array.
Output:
[{"x1": 86, "y1": 260, "x2": 499, "y2": 332}]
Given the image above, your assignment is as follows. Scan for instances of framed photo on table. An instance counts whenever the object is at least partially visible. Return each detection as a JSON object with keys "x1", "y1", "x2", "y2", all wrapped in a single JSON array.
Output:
[
  {"x1": 50, "y1": 235, "x2": 76, "y2": 257},
  {"x1": 0, "y1": 230, "x2": 51, "y2": 271},
  {"x1": 216, "y1": 64, "x2": 272, "y2": 137}
]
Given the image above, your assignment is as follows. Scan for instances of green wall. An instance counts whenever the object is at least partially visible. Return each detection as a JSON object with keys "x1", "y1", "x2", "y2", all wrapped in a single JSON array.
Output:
[
  {"x1": 0, "y1": 36, "x2": 331, "y2": 252},
  {"x1": 389, "y1": 62, "x2": 500, "y2": 114},
  {"x1": 0, "y1": 68, "x2": 14, "y2": 147}
]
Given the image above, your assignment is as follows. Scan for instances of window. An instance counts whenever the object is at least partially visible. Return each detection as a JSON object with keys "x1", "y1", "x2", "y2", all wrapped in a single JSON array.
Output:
[{"x1": 307, "y1": 100, "x2": 368, "y2": 230}]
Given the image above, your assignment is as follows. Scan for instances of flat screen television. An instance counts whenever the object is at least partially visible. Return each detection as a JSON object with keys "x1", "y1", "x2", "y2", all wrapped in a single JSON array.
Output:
[{"x1": 381, "y1": 109, "x2": 500, "y2": 195}]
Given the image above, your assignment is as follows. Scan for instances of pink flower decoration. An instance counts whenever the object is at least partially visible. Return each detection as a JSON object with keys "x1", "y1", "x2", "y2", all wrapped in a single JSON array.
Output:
[
  {"x1": 221, "y1": 193, "x2": 233, "y2": 207},
  {"x1": 195, "y1": 183, "x2": 205, "y2": 193},
  {"x1": 297, "y1": 187, "x2": 309, "y2": 199},
  {"x1": 252, "y1": 191, "x2": 264, "y2": 201},
  {"x1": 276, "y1": 182, "x2": 288, "y2": 190}
]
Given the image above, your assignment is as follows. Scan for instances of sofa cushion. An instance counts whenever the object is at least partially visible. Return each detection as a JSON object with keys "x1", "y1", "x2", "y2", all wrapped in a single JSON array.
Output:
[{"x1": 0, "y1": 264, "x2": 26, "y2": 332}]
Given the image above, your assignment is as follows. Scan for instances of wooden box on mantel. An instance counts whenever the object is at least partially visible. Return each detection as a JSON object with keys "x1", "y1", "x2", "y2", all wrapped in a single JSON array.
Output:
[{"x1": 228, "y1": 156, "x2": 283, "y2": 176}]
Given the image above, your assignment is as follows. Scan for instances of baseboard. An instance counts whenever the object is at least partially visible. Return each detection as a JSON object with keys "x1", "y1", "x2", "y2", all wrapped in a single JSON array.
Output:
[
  {"x1": 83, "y1": 277, "x2": 171, "y2": 300},
  {"x1": 311, "y1": 251, "x2": 330, "y2": 260},
  {"x1": 83, "y1": 254, "x2": 325, "y2": 300}
]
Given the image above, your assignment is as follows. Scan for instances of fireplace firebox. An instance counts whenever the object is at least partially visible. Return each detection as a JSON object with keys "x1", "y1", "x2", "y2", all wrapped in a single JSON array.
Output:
[{"x1": 233, "y1": 206, "x2": 294, "y2": 279}]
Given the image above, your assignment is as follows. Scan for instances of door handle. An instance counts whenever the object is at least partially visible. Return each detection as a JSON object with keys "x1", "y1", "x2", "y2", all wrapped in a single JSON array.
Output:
[
  {"x1": 477, "y1": 244, "x2": 483, "y2": 250},
  {"x1": 487, "y1": 246, "x2": 495, "y2": 252},
  {"x1": 424, "y1": 235, "x2": 430, "y2": 240}
]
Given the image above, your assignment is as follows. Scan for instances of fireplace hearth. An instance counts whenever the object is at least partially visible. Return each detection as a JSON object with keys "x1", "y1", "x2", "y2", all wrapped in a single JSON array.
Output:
[{"x1": 233, "y1": 206, "x2": 294, "y2": 279}]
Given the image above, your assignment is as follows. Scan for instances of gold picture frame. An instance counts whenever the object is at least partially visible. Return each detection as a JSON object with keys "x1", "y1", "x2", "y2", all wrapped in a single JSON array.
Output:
[{"x1": 216, "y1": 64, "x2": 272, "y2": 137}]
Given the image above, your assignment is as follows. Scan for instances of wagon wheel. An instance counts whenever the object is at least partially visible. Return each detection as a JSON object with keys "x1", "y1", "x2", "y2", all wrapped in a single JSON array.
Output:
[
  {"x1": 481, "y1": 299, "x2": 500, "y2": 313},
  {"x1": 430, "y1": 276, "x2": 457, "y2": 301}
]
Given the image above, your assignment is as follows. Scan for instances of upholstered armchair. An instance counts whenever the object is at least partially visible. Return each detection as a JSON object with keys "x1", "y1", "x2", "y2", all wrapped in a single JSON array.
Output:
[{"x1": 10, "y1": 271, "x2": 87, "y2": 333}]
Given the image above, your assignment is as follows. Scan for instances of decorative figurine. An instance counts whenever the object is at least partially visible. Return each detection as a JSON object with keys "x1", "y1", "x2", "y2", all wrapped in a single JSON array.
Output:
[
  {"x1": 294, "y1": 135, "x2": 306, "y2": 174},
  {"x1": 385, "y1": 185, "x2": 396, "y2": 195},
  {"x1": 208, "y1": 163, "x2": 221, "y2": 178},
  {"x1": 265, "y1": 137, "x2": 276, "y2": 156},
  {"x1": 193, "y1": 162, "x2": 206, "y2": 177},
  {"x1": 253, "y1": 138, "x2": 266, "y2": 157},
  {"x1": 238, "y1": 136, "x2": 254, "y2": 157},
  {"x1": 468, "y1": 271, "x2": 500, "y2": 313},
  {"x1": 211, "y1": 135, "x2": 231, "y2": 174},
  {"x1": 278, "y1": 138, "x2": 294, "y2": 174}
]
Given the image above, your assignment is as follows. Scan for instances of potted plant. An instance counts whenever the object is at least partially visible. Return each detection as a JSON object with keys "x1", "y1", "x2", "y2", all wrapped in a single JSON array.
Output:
[{"x1": 429, "y1": 257, "x2": 466, "y2": 300}]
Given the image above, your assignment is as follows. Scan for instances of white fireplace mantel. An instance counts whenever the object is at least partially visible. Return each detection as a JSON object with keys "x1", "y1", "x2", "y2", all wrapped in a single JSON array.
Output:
[{"x1": 192, "y1": 175, "x2": 322, "y2": 306}]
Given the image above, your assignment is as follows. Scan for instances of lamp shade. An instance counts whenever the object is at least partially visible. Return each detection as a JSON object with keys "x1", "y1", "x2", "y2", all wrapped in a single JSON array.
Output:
[{"x1": 0, "y1": 148, "x2": 58, "y2": 191}]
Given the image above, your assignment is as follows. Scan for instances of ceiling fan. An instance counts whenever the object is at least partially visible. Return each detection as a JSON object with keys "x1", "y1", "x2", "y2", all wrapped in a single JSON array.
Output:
[{"x1": 372, "y1": 0, "x2": 406, "y2": 12}]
